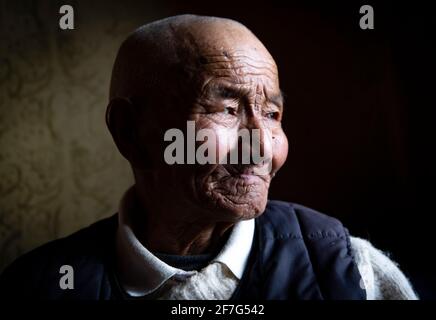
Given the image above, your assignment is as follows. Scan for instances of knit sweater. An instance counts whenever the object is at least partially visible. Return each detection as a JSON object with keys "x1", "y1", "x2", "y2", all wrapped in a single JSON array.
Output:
[
  {"x1": 134, "y1": 236, "x2": 418, "y2": 300},
  {"x1": 350, "y1": 237, "x2": 418, "y2": 300}
]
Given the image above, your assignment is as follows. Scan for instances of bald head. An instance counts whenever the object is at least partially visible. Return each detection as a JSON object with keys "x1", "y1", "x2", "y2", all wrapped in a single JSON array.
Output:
[
  {"x1": 109, "y1": 14, "x2": 276, "y2": 100},
  {"x1": 107, "y1": 15, "x2": 287, "y2": 222}
]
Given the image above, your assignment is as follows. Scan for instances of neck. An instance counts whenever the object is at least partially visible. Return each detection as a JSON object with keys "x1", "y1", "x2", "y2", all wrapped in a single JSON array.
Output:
[
  {"x1": 131, "y1": 183, "x2": 234, "y2": 256},
  {"x1": 143, "y1": 218, "x2": 233, "y2": 255}
]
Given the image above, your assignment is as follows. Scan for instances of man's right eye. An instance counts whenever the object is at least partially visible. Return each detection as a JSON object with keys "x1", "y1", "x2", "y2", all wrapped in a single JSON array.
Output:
[{"x1": 222, "y1": 106, "x2": 237, "y2": 115}]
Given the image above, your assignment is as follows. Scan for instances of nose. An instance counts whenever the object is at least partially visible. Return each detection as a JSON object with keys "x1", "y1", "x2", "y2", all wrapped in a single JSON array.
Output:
[{"x1": 238, "y1": 112, "x2": 270, "y2": 166}]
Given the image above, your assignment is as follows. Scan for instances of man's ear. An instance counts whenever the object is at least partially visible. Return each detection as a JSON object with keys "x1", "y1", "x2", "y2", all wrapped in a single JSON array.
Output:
[{"x1": 105, "y1": 97, "x2": 149, "y2": 169}]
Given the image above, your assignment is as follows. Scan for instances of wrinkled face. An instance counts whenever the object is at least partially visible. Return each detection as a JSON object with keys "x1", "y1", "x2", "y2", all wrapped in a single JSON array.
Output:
[
  {"x1": 133, "y1": 27, "x2": 289, "y2": 222},
  {"x1": 191, "y1": 52, "x2": 288, "y2": 219},
  {"x1": 181, "y1": 45, "x2": 288, "y2": 221}
]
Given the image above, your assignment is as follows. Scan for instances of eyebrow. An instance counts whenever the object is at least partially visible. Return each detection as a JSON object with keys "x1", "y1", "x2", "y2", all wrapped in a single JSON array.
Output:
[
  {"x1": 268, "y1": 90, "x2": 285, "y2": 108},
  {"x1": 208, "y1": 83, "x2": 285, "y2": 108},
  {"x1": 213, "y1": 85, "x2": 241, "y2": 99}
]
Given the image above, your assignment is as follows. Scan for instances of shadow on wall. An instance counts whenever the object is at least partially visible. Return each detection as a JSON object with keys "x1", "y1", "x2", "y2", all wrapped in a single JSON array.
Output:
[{"x1": 0, "y1": 0, "x2": 171, "y2": 271}]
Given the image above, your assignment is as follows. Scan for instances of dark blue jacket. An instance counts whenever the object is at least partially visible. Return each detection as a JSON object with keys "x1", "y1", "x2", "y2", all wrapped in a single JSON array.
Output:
[{"x1": 0, "y1": 200, "x2": 366, "y2": 300}]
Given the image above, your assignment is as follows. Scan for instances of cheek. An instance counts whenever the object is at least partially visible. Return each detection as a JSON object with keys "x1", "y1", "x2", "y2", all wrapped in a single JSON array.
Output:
[{"x1": 271, "y1": 131, "x2": 289, "y2": 174}]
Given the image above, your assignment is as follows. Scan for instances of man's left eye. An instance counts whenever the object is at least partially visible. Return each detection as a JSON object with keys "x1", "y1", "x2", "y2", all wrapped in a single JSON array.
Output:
[
  {"x1": 265, "y1": 112, "x2": 279, "y2": 120},
  {"x1": 223, "y1": 106, "x2": 237, "y2": 115}
]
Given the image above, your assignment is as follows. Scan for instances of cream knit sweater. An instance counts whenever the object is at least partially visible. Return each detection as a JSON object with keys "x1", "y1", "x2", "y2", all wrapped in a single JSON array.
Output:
[{"x1": 151, "y1": 237, "x2": 418, "y2": 300}]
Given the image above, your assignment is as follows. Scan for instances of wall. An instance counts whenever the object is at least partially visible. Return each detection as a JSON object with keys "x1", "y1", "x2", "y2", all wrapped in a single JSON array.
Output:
[{"x1": 0, "y1": 0, "x2": 168, "y2": 270}]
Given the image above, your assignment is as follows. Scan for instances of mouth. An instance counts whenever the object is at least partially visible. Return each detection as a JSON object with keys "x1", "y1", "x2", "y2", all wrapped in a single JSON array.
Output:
[
  {"x1": 208, "y1": 164, "x2": 270, "y2": 201},
  {"x1": 222, "y1": 162, "x2": 271, "y2": 182},
  {"x1": 197, "y1": 163, "x2": 271, "y2": 218}
]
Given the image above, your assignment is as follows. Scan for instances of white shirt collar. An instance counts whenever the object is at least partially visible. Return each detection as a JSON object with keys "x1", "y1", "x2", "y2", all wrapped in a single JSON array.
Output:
[{"x1": 116, "y1": 186, "x2": 255, "y2": 297}]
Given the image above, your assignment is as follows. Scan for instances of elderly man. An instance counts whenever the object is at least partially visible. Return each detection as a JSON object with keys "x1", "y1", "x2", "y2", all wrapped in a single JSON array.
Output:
[{"x1": 0, "y1": 15, "x2": 417, "y2": 300}]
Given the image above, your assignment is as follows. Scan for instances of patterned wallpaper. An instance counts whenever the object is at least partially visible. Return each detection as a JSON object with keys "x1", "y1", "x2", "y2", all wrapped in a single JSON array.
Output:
[{"x1": 0, "y1": 0, "x2": 165, "y2": 271}]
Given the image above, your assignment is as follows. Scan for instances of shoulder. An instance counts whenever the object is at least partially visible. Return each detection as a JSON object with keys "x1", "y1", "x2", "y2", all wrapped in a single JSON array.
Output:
[
  {"x1": 0, "y1": 215, "x2": 118, "y2": 298},
  {"x1": 350, "y1": 236, "x2": 419, "y2": 300},
  {"x1": 261, "y1": 201, "x2": 366, "y2": 299},
  {"x1": 263, "y1": 200, "x2": 347, "y2": 237}
]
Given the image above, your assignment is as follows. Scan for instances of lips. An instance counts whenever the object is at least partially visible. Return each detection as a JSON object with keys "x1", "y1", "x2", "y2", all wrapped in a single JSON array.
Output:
[
  {"x1": 219, "y1": 166, "x2": 269, "y2": 192},
  {"x1": 234, "y1": 173, "x2": 264, "y2": 185},
  {"x1": 223, "y1": 161, "x2": 272, "y2": 178},
  {"x1": 198, "y1": 162, "x2": 271, "y2": 218}
]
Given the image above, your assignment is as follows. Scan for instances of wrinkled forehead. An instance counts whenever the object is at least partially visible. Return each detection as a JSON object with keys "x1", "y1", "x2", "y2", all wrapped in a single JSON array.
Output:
[
  {"x1": 110, "y1": 17, "x2": 280, "y2": 105},
  {"x1": 168, "y1": 24, "x2": 280, "y2": 95},
  {"x1": 172, "y1": 21, "x2": 277, "y2": 71}
]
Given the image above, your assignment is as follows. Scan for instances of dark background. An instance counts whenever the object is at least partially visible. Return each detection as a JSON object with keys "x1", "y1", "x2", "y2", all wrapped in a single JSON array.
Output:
[
  {"x1": 165, "y1": 0, "x2": 436, "y2": 299},
  {"x1": 1, "y1": 0, "x2": 435, "y2": 298}
]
